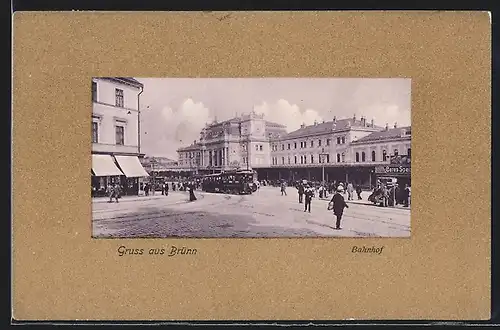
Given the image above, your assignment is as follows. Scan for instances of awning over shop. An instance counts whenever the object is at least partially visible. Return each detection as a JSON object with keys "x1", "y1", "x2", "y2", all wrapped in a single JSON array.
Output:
[
  {"x1": 114, "y1": 156, "x2": 150, "y2": 178},
  {"x1": 92, "y1": 154, "x2": 124, "y2": 177}
]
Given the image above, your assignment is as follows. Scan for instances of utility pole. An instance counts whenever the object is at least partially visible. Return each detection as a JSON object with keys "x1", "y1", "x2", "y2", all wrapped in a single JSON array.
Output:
[{"x1": 319, "y1": 148, "x2": 328, "y2": 184}]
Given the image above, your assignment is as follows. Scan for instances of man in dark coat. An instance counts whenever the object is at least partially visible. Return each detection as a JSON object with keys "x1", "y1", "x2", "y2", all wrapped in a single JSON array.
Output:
[
  {"x1": 297, "y1": 183, "x2": 305, "y2": 203},
  {"x1": 330, "y1": 186, "x2": 349, "y2": 229},
  {"x1": 304, "y1": 185, "x2": 313, "y2": 213},
  {"x1": 164, "y1": 181, "x2": 169, "y2": 196},
  {"x1": 356, "y1": 184, "x2": 362, "y2": 200}
]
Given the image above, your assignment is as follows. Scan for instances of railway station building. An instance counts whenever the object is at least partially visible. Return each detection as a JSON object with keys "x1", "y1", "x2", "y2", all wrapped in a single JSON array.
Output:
[{"x1": 176, "y1": 112, "x2": 411, "y2": 189}]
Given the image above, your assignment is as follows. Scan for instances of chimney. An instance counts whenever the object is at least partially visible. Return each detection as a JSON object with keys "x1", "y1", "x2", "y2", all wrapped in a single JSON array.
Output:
[
  {"x1": 394, "y1": 122, "x2": 398, "y2": 128},
  {"x1": 194, "y1": 140, "x2": 197, "y2": 145},
  {"x1": 385, "y1": 123, "x2": 389, "y2": 131},
  {"x1": 371, "y1": 118, "x2": 374, "y2": 127},
  {"x1": 314, "y1": 120, "x2": 318, "y2": 126},
  {"x1": 401, "y1": 128, "x2": 406, "y2": 137},
  {"x1": 333, "y1": 116, "x2": 337, "y2": 123},
  {"x1": 300, "y1": 123, "x2": 306, "y2": 129},
  {"x1": 353, "y1": 114, "x2": 357, "y2": 121},
  {"x1": 361, "y1": 116, "x2": 366, "y2": 126}
]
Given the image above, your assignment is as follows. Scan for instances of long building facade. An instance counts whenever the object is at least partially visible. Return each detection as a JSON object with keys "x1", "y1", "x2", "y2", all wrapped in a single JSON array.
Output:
[
  {"x1": 91, "y1": 77, "x2": 150, "y2": 197},
  {"x1": 177, "y1": 112, "x2": 411, "y2": 189}
]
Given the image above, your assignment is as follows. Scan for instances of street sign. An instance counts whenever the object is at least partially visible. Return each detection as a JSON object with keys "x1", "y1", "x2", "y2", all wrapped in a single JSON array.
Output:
[{"x1": 375, "y1": 165, "x2": 411, "y2": 176}]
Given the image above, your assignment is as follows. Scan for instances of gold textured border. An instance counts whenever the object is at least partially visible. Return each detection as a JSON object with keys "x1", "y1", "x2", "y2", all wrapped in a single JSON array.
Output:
[{"x1": 12, "y1": 11, "x2": 491, "y2": 321}]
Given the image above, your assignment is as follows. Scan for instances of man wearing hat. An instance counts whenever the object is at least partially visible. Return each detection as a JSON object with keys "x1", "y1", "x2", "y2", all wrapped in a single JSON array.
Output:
[
  {"x1": 329, "y1": 185, "x2": 349, "y2": 229},
  {"x1": 303, "y1": 184, "x2": 313, "y2": 213}
]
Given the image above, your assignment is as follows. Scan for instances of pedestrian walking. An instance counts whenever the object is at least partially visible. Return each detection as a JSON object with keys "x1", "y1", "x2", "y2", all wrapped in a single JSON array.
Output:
[
  {"x1": 347, "y1": 182, "x2": 354, "y2": 200},
  {"x1": 281, "y1": 181, "x2": 287, "y2": 196},
  {"x1": 161, "y1": 182, "x2": 166, "y2": 195},
  {"x1": 304, "y1": 185, "x2": 313, "y2": 213},
  {"x1": 188, "y1": 183, "x2": 197, "y2": 201},
  {"x1": 356, "y1": 184, "x2": 362, "y2": 200},
  {"x1": 144, "y1": 183, "x2": 150, "y2": 196},
  {"x1": 329, "y1": 185, "x2": 349, "y2": 229},
  {"x1": 404, "y1": 184, "x2": 410, "y2": 207},
  {"x1": 109, "y1": 182, "x2": 121, "y2": 203},
  {"x1": 165, "y1": 181, "x2": 169, "y2": 196},
  {"x1": 297, "y1": 183, "x2": 304, "y2": 203}
]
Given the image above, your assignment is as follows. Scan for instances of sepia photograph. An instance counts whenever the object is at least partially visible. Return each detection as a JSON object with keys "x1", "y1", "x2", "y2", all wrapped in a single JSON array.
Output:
[{"x1": 91, "y1": 78, "x2": 411, "y2": 238}]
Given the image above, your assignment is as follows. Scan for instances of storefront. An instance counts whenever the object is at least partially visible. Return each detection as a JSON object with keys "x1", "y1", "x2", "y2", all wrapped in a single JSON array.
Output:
[
  {"x1": 114, "y1": 155, "x2": 150, "y2": 196},
  {"x1": 91, "y1": 154, "x2": 125, "y2": 197},
  {"x1": 91, "y1": 154, "x2": 150, "y2": 197}
]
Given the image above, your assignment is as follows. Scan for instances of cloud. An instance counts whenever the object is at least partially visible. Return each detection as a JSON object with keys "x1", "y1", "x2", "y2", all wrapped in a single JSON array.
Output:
[
  {"x1": 253, "y1": 99, "x2": 323, "y2": 132},
  {"x1": 141, "y1": 98, "x2": 211, "y2": 159}
]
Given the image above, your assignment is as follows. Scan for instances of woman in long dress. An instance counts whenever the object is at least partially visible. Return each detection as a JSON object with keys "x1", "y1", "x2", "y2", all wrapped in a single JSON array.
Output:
[{"x1": 188, "y1": 182, "x2": 197, "y2": 201}]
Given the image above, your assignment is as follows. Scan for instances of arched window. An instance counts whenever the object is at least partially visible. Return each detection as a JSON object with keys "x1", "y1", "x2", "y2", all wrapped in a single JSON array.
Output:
[
  {"x1": 341, "y1": 152, "x2": 345, "y2": 162},
  {"x1": 383, "y1": 150, "x2": 387, "y2": 161},
  {"x1": 355, "y1": 152, "x2": 360, "y2": 162},
  {"x1": 337, "y1": 153, "x2": 341, "y2": 162},
  {"x1": 371, "y1": 150, "x2": 376, "y2": 161},
  {"x1": 311, "y1": 155, "x2": 314, "y2": 163},
  {"x1": 361, "y1": 152, "x2": 366, "y2": 162},
  {"x1": 294, "y1": 156, "x2": 297, "y2": 164}
]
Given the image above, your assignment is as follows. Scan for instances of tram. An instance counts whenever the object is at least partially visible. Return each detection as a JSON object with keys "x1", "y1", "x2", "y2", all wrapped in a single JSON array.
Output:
[{"x1": 201, "y1": 170, "x2": 257, "y2": 195}]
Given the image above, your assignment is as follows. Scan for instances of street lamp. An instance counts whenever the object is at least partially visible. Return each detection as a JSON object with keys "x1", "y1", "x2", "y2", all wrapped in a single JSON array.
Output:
[{"x1": 319, "y1": 148, "x2": 328, "y2": 184}]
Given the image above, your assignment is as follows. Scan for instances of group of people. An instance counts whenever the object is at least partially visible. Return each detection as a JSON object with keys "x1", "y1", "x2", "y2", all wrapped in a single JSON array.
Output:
[
  {"x1": 293, "y1": 181, "x2": 349, "y2": 229},
  {"x1": 106, "y1": 182, "x2": 122, "y2": 203},
  {"x1": 369, "y1": 181, "x2": 411, "y2": 207}
]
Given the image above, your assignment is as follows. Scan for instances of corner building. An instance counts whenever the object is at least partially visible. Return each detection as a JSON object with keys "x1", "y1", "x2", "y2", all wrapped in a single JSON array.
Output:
[{"x1": 91, "y1": 77, "x2": 149, "y2": 196}]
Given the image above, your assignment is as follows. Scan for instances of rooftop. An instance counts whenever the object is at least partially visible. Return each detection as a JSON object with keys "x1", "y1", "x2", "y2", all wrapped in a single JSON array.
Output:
[
  {"x1": 280, "y1": 117, "x2": 382, "y2": 139},
  {"x1": 352, "y1": 126, "x2": 411, "y2": 143},
  {"x1": 102, "y1": 77, "x2": 144, "y2": 88}
]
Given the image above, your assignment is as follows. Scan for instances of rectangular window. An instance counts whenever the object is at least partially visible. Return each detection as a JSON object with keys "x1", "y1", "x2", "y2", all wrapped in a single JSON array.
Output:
[
  {"x1": 92, "y1": 81, "x2": 97, "y2": 102},
  {"x1": 288, "y1": 157, "x2": 290, "y2": 164},
  {"x1": 304, "y1": 156, "x2": 307, "y2": 164},
  {"x1": 407, "y1": 148, "x2": 411, "y2": 158},
  {"x1": 255, "y1": 145, "x2": 259, "y2": 151},
  {"x1": 318, "y1": 140, "x2": 322, "y2": 146},
  {"x1": 281, "y1": 144, "x2": 284, "y2": 150},
  {"x1": 287, "y1": 143, "x2": 290, "y2": 150},
  {"x1": 326, "y1": 154, "x2": 330, "y2": 163},
  {"x1": 92, "y1": 122, "x2": 98, "y2": 143},
  {"x1": 341, "y1": 137, "x2": 346, "y2": 144},
  {"x1": 260, "y1": 145, "x2": 263, "y2": 151},
  {"x1": 115, "y1": 125, "x2": 124, "y2": 145},
  {"x1": 294, "y1": 142, "x2": 297, "y2": 149},
  {"x1": 310, "y1": 141, "x2": 314, "y2": 147},
  {"x1": 115, "y1": 88, "x2": 124, "y2": 107},
  {"x1": 282, "y1": 157, "x2": 285, "y2": 164},
  {"x1": 311, "y1": 155, "x2": 314, "y2": 163},
  {"x1": 337, "y1": 137, "x2": 341, "y2": 144},
  {"x1": 326, "y1": 139, "x2": 331, "y2": 146},
  {"x1": 294, "y1": 156, "x2": 297, "y2": 164}
]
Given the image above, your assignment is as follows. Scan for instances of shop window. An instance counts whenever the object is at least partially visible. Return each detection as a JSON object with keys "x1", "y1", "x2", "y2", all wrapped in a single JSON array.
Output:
[
  {"x1": 372, "y1": 150, "x2": 376, "y2": 161},
  {"x1": 115, "y1": 125, "x2": 124, "y2": 145},
  {"x1": 115, "y1": 88, "x2": 124, "y2": 107},
  {"x1": 355, "y1": 152, "x2": 360, "y2": 162},
  {"x1": 362, "y1": 152, "x2": 366, "y2": 162}
]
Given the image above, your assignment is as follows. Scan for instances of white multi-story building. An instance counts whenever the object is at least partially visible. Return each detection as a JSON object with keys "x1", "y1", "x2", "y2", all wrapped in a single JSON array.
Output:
[{"x1": 91, "y1": 77, "x2": 149, "y2": 196}]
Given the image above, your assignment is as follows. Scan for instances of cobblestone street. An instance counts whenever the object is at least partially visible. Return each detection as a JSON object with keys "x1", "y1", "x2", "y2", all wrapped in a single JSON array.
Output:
[{"x1": 92, "y1": 186, "x2": 410, "y2": 238}]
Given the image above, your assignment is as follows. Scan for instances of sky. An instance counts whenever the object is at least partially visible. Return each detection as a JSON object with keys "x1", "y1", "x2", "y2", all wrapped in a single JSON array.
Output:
[{"x1": 136, "y1": 78, "x2": 411, "y2": 160}]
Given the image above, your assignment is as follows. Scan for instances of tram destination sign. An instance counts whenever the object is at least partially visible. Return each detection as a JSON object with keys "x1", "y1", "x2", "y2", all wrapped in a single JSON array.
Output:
[{"x1": 375, "y1": 165, "x2": 411, "y2": 176}]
